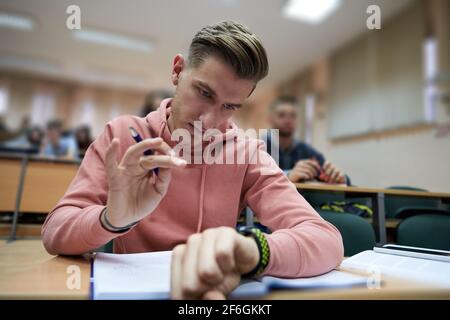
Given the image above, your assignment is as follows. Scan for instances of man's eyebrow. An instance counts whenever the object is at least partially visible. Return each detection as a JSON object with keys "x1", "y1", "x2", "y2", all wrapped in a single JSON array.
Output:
[
  {"x1": 196, "y1": 81, "x2": 217, "y2": 97},
  {"x1": 196, "y1": 80, "x2": 243, "y2": 108}
]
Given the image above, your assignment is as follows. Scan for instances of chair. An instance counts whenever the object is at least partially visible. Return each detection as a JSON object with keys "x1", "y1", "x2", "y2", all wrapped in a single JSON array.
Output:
[
  {"x1": 385, "y1": 186, "x2": 442, "y2": 219},
  {"x1": 95, "y1": 240, "x2": 114, "y2": 253},
  {"x1": 318, "y1": 210, "x2": 376, "y2": 256},
  {"x1": 396, "y1": 214, "x2": 450, "y2": 251}
]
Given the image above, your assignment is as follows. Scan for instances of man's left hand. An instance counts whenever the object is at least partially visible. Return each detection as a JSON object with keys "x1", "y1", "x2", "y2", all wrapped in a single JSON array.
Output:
[{"x1": 171, "y1": 227, "x2": 260, "y2": 300}]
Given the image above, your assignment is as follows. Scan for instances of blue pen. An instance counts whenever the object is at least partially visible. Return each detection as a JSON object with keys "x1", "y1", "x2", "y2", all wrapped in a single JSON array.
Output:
[{"x1": 129, "y1": 126, "x2": 159, "y2": 175}]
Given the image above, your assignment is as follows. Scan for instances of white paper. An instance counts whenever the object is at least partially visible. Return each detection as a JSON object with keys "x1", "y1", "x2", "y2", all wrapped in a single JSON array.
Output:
[
  {"x1": 262, "y1": 270, "x2": 367, "y2": 289},
  {"x1": 93, "y1": 250, "x2": 369, "y2": 300},
  {"x1": 93, "y1": 251, "x2": 172, "y2": 300},
  {"x1": 340, "y1": 250, "x2": 450, "y2": 288}
]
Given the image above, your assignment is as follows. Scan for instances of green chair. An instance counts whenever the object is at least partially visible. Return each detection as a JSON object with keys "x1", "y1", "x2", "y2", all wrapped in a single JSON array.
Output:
[
  {"x1": 302, "y1": 191, "x2": 345, "y2": 209},
  {"x1": 95, "y1": 240, "x2": 114, "y2": 253},
  {"x1": 396, "y1": 214, "x2": 450, "y2": 251},
  {"x1": 318, "y1": 210, "x2": 376, "y2": 256},
  {"x1": 385, "y1": 186, "x2": 442, "y2": 219}
]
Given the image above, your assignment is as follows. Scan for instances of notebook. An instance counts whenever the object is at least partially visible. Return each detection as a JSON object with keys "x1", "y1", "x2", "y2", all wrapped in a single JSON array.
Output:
[
  {"x1": 92, "y1": 251, "x2": 368, "y2": 300},
  {"x1": 340, "y1": 249, "x2": 450, "y2": 288}
]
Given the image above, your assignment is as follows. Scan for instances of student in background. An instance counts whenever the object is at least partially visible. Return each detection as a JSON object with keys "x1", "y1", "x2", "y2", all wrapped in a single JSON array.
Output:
[
  {"x1": 140, "y1": 90, "x2": 172, "y2": 117},
  {"x1": 42, "y1": 120, "x2": 78, "y2": 159},
  {"x1": 25, "y1": 126, "x2": 45, "y2": 152},
  {"x1": 0, "y1": 116, "x2": 30, "y2": 143},
  {"x1": 267, "y1": 96, "x2": 349, "y2": 184},
  {"x1": 75, "y1": 125, "x2": 93, "y2": 159}
]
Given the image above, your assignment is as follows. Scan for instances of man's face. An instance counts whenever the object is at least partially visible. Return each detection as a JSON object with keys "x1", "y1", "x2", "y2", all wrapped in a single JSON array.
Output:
[
  {"x1": 47, "y1": 128, "x2": 61, "y2": 144},
  {"x1": 169, "y1": 54, "x2": 255, "y2": 135},
  {"x1": 270, "y1": 103, "x2": 297, "y2": 137}
]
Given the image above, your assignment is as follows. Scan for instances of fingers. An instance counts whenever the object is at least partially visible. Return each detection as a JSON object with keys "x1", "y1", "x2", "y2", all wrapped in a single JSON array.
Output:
[
  {"x1": 121, "y1": 137, "x2": 173, "y2": 166},
  {"x1": 197, "y1": 230, "x2": 224, "y2": 286},
  {"x1": 300, "y1": 159, "x2": 321, "y2": 172},
  {"x1": 214, "y1": 228, "x2": 238, "y2": 274},
  {"x1": 295, "y1": 160, "x2": 320, "y2": 176},
  {"x1": 105, "y1": 138, "x2": 119, "y2": 176},
  {"x1": 293, "y1": 168, "x2": 315, "y2": 181},
  {"x1": 171, "y1": 244, "x2": 186, "y2": 300},
  {"x1": 324, "y1": 161, "x2": 343, "y2": 183},
  {"x1": 181, "y1": 234, "x2": 208, "y2": 299},
  {"x1": 139, "y1": 155, "x2": 186, "y2": 171},
  {"x1": 170, "y1": 228, "x2": 248, "y2": 300}
]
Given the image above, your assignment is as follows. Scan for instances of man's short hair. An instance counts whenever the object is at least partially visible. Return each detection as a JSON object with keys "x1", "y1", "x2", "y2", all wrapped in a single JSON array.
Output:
[
  {"x1": 188, "y1": 21, "x2": 269, "y2": 83},
  {"x1": 270, "y1": 96, "x2": 299, "y2": 113},
  {"x1": 47, "y1": 120, "x2": 63, "y2": 131}
]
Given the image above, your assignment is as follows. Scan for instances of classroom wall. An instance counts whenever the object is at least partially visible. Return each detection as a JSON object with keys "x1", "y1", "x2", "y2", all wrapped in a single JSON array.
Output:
[
  {"x1": 313, "y1": 106, "x2": 450, "y2": 192},
  {"x1": 268, "y1": 0, "x2": 450, "y2": 192},
  {"x1": 0, "y1": 72, "x2": 147, "y2": 137}
]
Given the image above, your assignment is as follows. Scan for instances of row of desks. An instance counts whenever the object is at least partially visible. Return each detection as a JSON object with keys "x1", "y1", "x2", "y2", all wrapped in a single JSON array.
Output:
[{"x1": 1, "y1": 154, "x2": 450, "y2": 244}]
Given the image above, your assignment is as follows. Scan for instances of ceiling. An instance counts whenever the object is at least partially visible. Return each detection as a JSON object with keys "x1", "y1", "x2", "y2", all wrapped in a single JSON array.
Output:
[{"x1": 0, "y1": 0, "x2": 413, "y2": 96}]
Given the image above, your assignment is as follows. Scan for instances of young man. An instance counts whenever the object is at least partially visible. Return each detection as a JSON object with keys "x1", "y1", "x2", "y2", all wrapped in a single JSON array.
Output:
[
  {"x1": 267, "y1": 96, "x2": 349, "y2": 184},
  {"x1": 42, "y1": 120, "x2": 78, "y2": 159},
  {"x1": 42, "y1": 21, "x2": 343, "y2": 300}
]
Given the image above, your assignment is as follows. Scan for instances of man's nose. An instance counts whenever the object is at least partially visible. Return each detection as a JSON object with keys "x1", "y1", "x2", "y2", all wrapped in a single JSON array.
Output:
[{"x1": 198, "y1": 105, "x2": 222, "y2": 129}]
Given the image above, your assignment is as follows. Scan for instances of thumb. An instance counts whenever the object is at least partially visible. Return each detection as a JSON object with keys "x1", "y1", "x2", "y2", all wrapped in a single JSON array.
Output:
[
  {"x1": 153, "y1": 167, "x2": 172, "y2": 195},
  {"x1": 105, "y1": 138, "x2": 119, "y2": 176}
]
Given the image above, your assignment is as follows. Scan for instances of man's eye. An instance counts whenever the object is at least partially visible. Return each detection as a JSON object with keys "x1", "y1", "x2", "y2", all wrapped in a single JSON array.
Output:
[
  {"x1": 223, "y1": 104, "x2": 236, "y2": 111},
  {"x1": 198, "y1": 88, "x2": 211, "y2": 98}
]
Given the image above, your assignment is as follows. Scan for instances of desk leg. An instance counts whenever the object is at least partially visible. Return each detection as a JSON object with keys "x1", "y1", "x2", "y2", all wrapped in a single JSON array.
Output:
[
  {"x1": 372, "y1": 192, "x2": 386, "y2": 245},
  {"x1": 8, "y1": 156, "x2": 28, "y2": 242}
]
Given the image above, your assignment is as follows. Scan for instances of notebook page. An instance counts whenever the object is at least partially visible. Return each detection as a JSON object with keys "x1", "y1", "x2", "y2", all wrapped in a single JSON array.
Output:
[
  {"x1": 340, "y1": 250, "x2": 450, "y2": 288},
  {"x1": 262, "y1": 270, "x2": 368, "y2": 289},
  {"x1": 93, "y1": 251, "x2": 172, "y2": 300}
]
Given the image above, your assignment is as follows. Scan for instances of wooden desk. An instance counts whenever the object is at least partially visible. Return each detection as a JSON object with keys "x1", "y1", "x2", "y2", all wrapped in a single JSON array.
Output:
[
  {"x1": 296, "y1": 183, "x2": 450, "y2": 245},
  {"x1": 0, "y1": 240, "x2": 90, "y2": 299},
  {"x1": 0, "y1": 158, "x2": 22, "y2": 212},
  {"x1": 0, "y1": 154, "x2": 80, "y2": 240},
  {"x1": 20, "y1": 161, "x2": 79, "y2": 213},
  {"x1": 1, "y1": 240, "x2": 449, "y2": 300}
]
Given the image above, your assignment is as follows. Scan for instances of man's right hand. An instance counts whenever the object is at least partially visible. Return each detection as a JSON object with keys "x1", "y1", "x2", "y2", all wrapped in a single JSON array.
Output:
[
  {"x1": 287, "y1": 159, "x2": 321, "y2": 183},
  {"x1": 104, "y1": 137, "x2": 187, "y2": 228}
]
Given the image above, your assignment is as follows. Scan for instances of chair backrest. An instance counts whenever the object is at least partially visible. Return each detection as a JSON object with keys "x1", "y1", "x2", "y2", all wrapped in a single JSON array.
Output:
[
  {"x1": 95, "y1": 240, "x2": 114, "y2": 253},
  {"x1": 396, "y1": 214, "x2": 450, "y2": 251},
  {"x1": 318, "y1": 210, "x2": 376, "y2": 256},
  {"x1": 301, "y1": 191, "x2": 345, "y2": 208},
  {"x1": 385, "y1": 186, "x2": 441, "y2": 218}
]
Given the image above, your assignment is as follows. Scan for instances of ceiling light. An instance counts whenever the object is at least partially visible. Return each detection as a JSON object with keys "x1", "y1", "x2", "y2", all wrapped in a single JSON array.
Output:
[
  {"x1": 0, "y1": 12, "x2": 34, "y2": 31},
  {"x1": 282, "y1": 0, "x2": 341, "y2": 24},
  {"x1": 73, "y1": 28, "x2": 153, "y2": 53}
]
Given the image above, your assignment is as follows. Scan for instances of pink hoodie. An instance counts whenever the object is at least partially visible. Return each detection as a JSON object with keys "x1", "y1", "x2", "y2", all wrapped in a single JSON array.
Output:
[{"x1": 42, "y1": 99, "x2": 343, "y2": 278}]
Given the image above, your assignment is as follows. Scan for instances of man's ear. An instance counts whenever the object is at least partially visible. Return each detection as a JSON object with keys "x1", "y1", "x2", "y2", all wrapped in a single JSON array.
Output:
[{"x1": 171, "y1": 54, "x2": 185, "y2": 86}]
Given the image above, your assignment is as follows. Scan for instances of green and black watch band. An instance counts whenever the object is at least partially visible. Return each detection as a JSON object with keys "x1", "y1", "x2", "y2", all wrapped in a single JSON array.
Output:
[{"x1": 238, "y1": 226, "x2": 270, "y2": 278}]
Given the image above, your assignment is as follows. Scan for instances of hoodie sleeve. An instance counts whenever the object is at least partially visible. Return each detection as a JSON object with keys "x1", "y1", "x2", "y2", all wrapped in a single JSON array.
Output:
[
  {"x1": 41, "y1": 120, "x2": 130, "y2": 255},
  {"x1": 241, "y1": 141, "x2": 344, "y2": 278}
]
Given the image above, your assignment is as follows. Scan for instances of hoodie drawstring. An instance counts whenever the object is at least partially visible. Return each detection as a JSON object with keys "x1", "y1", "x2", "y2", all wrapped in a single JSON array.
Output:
[
  {"x1": 159, "y1": 118, "x2": 207, "y2": 233},
  {"x1": 196, "y1": 165, "x2": 207, "y2": 233},
  {"x1": 157, "y1": 120, "x2": 166, "y2": 138}
]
